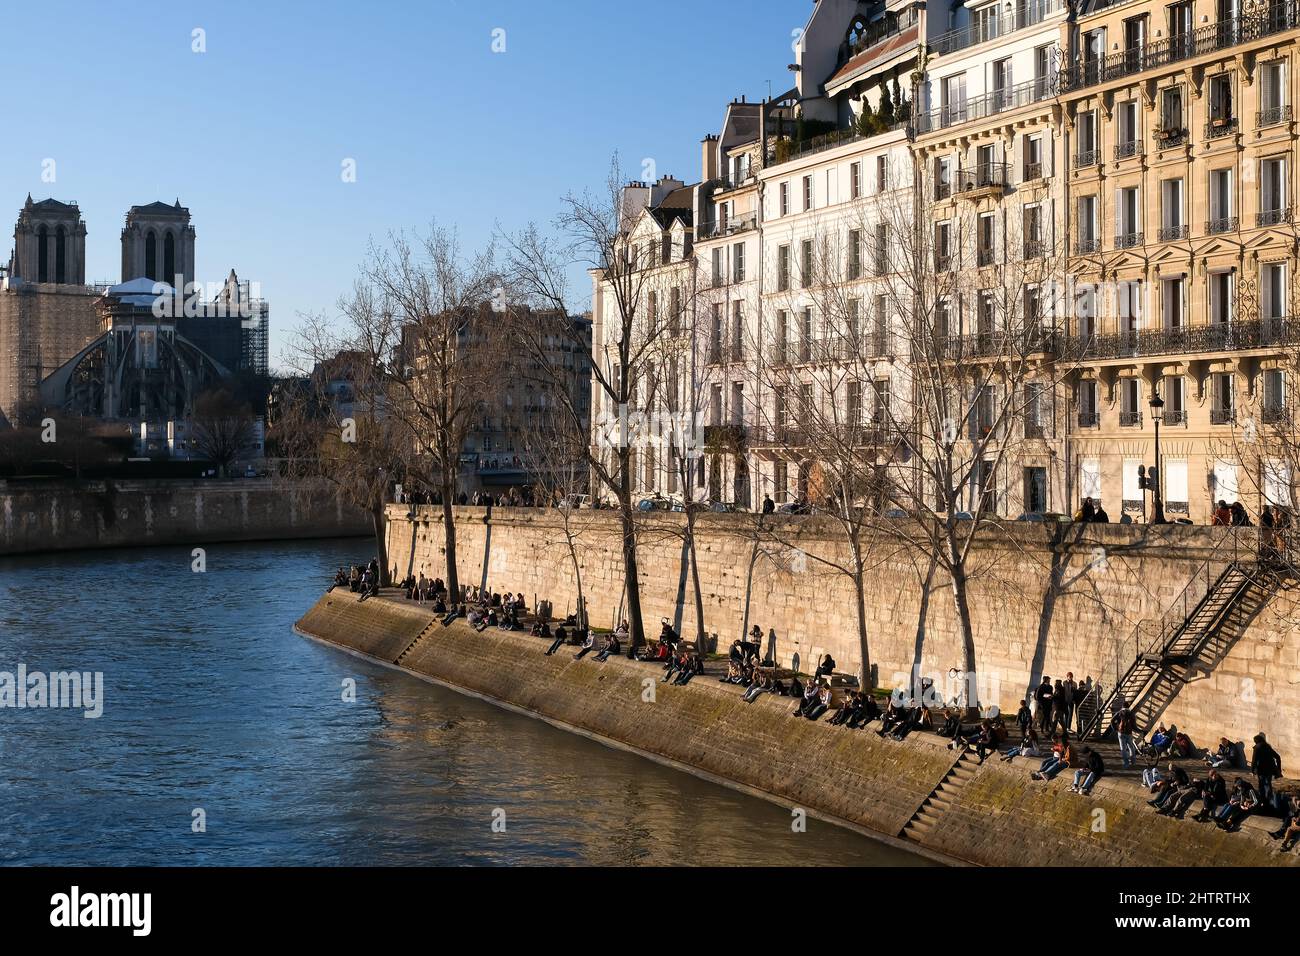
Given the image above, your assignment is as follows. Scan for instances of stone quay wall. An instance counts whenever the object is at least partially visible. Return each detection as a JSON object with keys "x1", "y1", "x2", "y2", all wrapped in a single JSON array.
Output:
[
  {"x1": 295, "y1": 592, "x2": 1298, "y2": 867},
  {"x1": 0, "y1": 479, "x2": 370, "y2": 556},
  {"x1": 385, "y1": 505, "x2": 1300, "y2": 768}
]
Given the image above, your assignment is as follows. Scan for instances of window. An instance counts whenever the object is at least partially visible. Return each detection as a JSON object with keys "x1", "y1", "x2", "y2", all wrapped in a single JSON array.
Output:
[
  {"x1": 1160, "y1": 178, "x2": 1185, "y2": 238},
  {"x1": 670, "y1": 286, "x2": 681, "y2": 335},
  {"x1": 1263, "y1": 457, "x2": 1292, "y2": 507},
  {"x1": 1033, "y1": 44, "x2": 1052, "y2": 97},
  {"x1": 934, "y1": 221, "x2": 952, "y2": 269},
  {"x1": 731, "y1": 301, "x2": 743, "y2": 359},
  {"x1": 1264, "y1": 369, "x2": 1287, "y2": 421},
  {"x1": 800, "y1": 309, "x2": 813, "y2": 362},
  {"x1": 1260, "y1": 157, "x2": 1289, "y2": 223},
  {"x1": 1212, "y1": 373, "x2": 1236, "y2": 424},
  {"x1": 1263, "y1": 261, "x2": 1288, "y2": 324},
  {"x1": 850, "y1": 162, "x2": 862, "y2": 199},
  {"x1": 1213, "y1": 459, "x2": 1239, "y2": 502},
  {"x1": 991, "y1": 57, "x2": 1013, "y2": 109},
  {"x1": 1078, "y1": 195, "x2": 1098, "y2": 250},
  {"x1": 977, "y1": 213, "x2": 995, "y2": 266},
  {"x1": 1209, "y1": 168, "x2": 1234, "y2": 230},
  {"x1": 733, "y1": 242, "x2": 746, "y2": 282},
  {"x1": 802, "y1": 175, "x2": 813, "y2": 211},
  {"x1": 1077, "y1": 110, "x2": 1098, "y2": 165},
  {"x1": 874, "y1": 222, "x2": 889, "y2": 274},
  {"x1": 1079, "y1": 380, "x2": 1100, "y2": 427},
  {"x1": 1117, "y1": 100, "x2": 1140, "y2": 156},
  {"x1": 775, "y1": 310, "x2": 789, "y2": 357},
  {"x1": 712, "y1": 248, "x2": 724, "y2": 288},
  {"x1": 942, "y1": 73, "x2": 967, "y2": 125},
  {"x1": 1023, "y1": 205, "x2": 1043, "y2": 258},
  {"x1": 1024, "y1": 382, "x2": 1047, "y2": 438},
  {"x1": 1162, "y1": 276, "x2": 1185, "y2": 329},
  {"x1": 1209, "y1": 271, "x2": 1235, "y2": 331},
  {"x1": 709, "y1": 304, "x2": 723, "y2": 362},
  {"x1": 1259, "y1": 60, "x2": 1288, "y2": 126},
  {"x1": 801, "y1": 239, "x2": 813, "y2": 288},
  {"x1": 774, "y1": 459, "x2": 788, "y2": 503},
  {"x1": 779, "y1": 182, "x2": 790, "y2": 217},
  {"x1": 1164, "y1": 375, "x2": 1186, "y2": 425},
  {"x1": 1123, "y1": 15, "x2": 1146, "y2": 55},
  {"x1": 876, "y1": 155, "x2": 887, "y2": 192},
  {"x1": 777, "y1": 244, "x2": 790, "y2": 291},
  {"x1": 873, "y1": 294, "x2": 889, "y2": 354},
  {"x1": 730, "y1": 381, "x2": 744, "y2": 427},
  {"x1": 1208, "y1": 73, "x2": 1234, "y2": 126},
  {"x1": 935, "y1": 157, "x2": 953, "y2": 199},
  {"x1": 847, "y1": 229, "x2": 862, "y2": 279},
  {"x1": 847, "y1": 379, "x2": 862, "y2": 425},
  {"x1": 1165, "y1": 459, "x2": 1190, "y2": 513},
  {"x1": 1120, "y1": 377, "x2": 1142, "y2": 426},
  {"x1": 1159, "y1": 86, "x2": 1184, "y2": 136},
  {"x1": 1080, "y1": 458, "x2": 1102, "y2": 504},
  {"x1": 1117, "y1": 186, "x2": 1141, "y2": 243},
  {"x1": 974, "y1": 3, "x2": 1000, "y2": 43},
  {"x1": 1024, "y1": 134, "x2": 1043, "y2": 180}
]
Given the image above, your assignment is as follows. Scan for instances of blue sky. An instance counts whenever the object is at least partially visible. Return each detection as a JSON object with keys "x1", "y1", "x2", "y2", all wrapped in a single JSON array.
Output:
[{"x1": 0, "y1": 0, "x2": 802, "y2": 371}]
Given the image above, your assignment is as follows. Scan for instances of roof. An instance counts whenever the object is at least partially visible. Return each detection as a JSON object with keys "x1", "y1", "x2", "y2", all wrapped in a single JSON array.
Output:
[
  {"x1": 824, "y1": 24, "x2": 919, "y2": 92},
  {"x1": 107, "y1": 276, "x2": 173, "y2": 306},
  {"x1": 649, "y1": 184, "x2": 695, "y2": 228}
]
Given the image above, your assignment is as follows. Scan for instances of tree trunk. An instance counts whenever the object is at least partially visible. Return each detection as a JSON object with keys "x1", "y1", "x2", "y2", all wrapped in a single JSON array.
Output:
[
  {"x1": 371, "y1": 499, "x2": 391, "y2": 586},
  {"x1": 441, "y1": 481, "x2": 459, "y2": 599},
  {"x1": 739, "y1": 533, "x2": 760, "y2": 649},
  {"x1": 850, "y1": 543, "x2": 873, "y2": 691},
  {"x1": 565, "y1": 529, "x2": 587, "y2": 631},
  {"x1": 618, "y1": 500, "x2": 646, "y2": 655},
  {"x1": 949, "y1": 558, "x2": 979, "y2": 719},
  {"x1": 686, "y1": 513, "x2": 706, "y2": 650}
]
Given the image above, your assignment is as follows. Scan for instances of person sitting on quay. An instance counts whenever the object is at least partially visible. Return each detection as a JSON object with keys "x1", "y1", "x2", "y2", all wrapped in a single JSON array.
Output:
[
  {"x1": 1068, "y1": 747, "x2": 1105, "y2": 795},
  {"x1": 938, "y1": 707, "x2": 963, "y2": 739},
  {"x1": 1001, "y1": 727, "x2": 1042, "y2": 762},
  {"x1": 530, "y1": 619, "x2": 552, "y2": 640},
  {"x1": 1269, "y1": 793, "x2": 1300, "y2": 850},
  {"x1": 332, "y1": 567, "x2": 349, "y2": 591},
  {"x1": 1148, "y1": 762, "x2": 1191, "y2": 809},
  {"x1": 742, "y1": 670, "x2": 775, "y2": 704},
  {"x1": 671, "y1": 652, "x2": 702, "y2": 685},
  {"x1": 800, "y1": 682, "x2": 832, "y2": 721},
  {"x1": 544, "y1": 623, "x2": 569, "y2": 656},
  {"x1": 1215, "y1": 777, "x2": 1259, "y2": 831},
  {"x1": 1203, "y1": 737, "x2": 1239, "y2": 770},
  {"x1": 827, "y1": 691, "x2": 859, "y2": 726},
  {"x1": 1161, "y1": 768, "x2": 1227, "y2": 821},
  {"x1": 793, "y1": 680, "x2": 821, "y2": 718},
  {"x1": 814, "y1": 653, "x2": 836, "y2": 681},
  {"x1": 1030, "y1": 734, "x2": 1074, "y2": 781},
  {"x1": 573, "y1": 631, "x2": 596, "y2": 660},
  {"x1": 593, "y1": 633, "x2": 621, "y2": 662},
  {"x1": 848, "y1": 692, "x2": 881, "y2": 729}
]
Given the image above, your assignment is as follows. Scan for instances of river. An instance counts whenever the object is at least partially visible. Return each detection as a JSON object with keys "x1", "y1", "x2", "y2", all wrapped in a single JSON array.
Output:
[{"x1": 0, "y1": 538, "x2": 928, "y2": 866}]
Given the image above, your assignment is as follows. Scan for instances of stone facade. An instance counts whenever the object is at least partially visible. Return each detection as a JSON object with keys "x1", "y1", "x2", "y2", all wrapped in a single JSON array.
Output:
[{"x1": 385, "y1": 505, "x2": 1300, "y2": 765}]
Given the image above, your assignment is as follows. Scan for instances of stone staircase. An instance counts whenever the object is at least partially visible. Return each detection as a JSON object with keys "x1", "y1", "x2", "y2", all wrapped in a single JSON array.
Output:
[
  {"x1": 898, "y1": 749, "x2": 980, "y2": 842},
  {"x1": 394, "y1": 619, "x2": 438, "y2": 666}
]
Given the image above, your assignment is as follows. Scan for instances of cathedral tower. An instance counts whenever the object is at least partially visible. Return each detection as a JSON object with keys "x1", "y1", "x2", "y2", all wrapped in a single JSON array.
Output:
[{"x1": 120, "y1": 200, "x2": 195, "y2": 289}]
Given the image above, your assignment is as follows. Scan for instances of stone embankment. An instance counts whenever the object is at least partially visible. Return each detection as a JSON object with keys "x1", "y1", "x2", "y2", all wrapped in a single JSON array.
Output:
[{"x1": 296, "y1": 591, "x2": 1298, "y2": 867}]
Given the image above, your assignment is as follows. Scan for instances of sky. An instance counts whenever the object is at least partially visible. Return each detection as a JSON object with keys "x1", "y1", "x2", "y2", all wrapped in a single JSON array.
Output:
[{"x1": 0, "y1": 0, "x2": 804, "y2": 372}]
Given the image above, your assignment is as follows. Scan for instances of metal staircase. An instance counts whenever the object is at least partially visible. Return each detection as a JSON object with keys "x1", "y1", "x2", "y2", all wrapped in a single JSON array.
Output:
[{"x1": 1081, "y1": 558, "x2": 1265, "y2": 739}]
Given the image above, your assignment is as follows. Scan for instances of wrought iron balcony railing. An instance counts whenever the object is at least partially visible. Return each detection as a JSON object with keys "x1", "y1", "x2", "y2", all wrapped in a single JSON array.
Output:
[
  {"x1": 930, "y1": 0, "x2": 1063, "y2": 56},
  {"x1": 1119, "y1": 410, "x2": 1143, "y2": 427},
  {"x1": 1164, "y1": 409, "x2": 1188, "y2": 426},
  {"x1": 1263, "y1": 404, "x2": 1290, "y2": 424},
  {"x1": 1257, "y1": 105, "x2": 1293, "y2": 127},
  {"x1": 1075, "y1": 317, "x2": 1300, "y2": 360},
  {"x1": 1205, "y1": 117, "x2": 1239, "y2": 139},
  {"x1": 1206, "y1": 216, "x2": 1238, "y2": 234},
  {"x1": 1211, "y1": 407, "x2": 1236, "y2": 425},
  {"x1": 955, "y1": 162, "x2": 1011, "y2": 194},
  {"x1": 1115, "y1": 231, "x2": 1144, "y2": 249},
  {"x1": 1078, "y1": 411, "x2": 1101, "y2": 428},
  {"x1": 1258, "y1": 207, "x2": 1293, "y2": 227},
  {"x1": 1114, "y1": 140, "x2": 1143, "y2": 160},
  {"x1": 1074, "y1": 149, "x2": 1100, "y2": 169},
  {"x1": 1157, "y1": 224, "x2": 1189, "y2": 241},
  {"x1": 1061, "y1": 6, "x2": 1300, "y2": 92},
  {"x1": 914, "y1": 76, "x2": 1057, "y2": 134}
]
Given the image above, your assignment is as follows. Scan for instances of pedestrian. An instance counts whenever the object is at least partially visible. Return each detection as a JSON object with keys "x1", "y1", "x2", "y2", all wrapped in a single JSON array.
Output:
[{"x1": 1251, "y1": 732, "x2": 1283, "y2": 806}]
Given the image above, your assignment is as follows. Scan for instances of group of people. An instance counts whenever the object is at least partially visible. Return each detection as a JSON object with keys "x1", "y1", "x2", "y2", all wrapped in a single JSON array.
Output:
[
  {"x1": 1029, "y1": 673, "x2": 1100, "y2": 738},
  {"x1": 1142, "y1": 732, "x2": 1287, "y2": 836},
  {"x1": 465, "y1": 589, "x2": 526, "y2": 632},
  {"x1": 333, "y1": 560, "x2": 382, "y2": 601}
]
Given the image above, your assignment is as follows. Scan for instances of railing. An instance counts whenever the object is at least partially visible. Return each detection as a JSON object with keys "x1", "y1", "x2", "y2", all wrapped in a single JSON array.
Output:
[
  {"x1": 1119, "y1": 410, "x2": 1143, "y2": 427},
  {"x1": 914, "y1": 76, "x2": 1057, "y2": 134},
  {"x1": 930, "y1": 0, "x2": 1063, "y2": 56},
  {"x1": 1076, "y1": 237, "x2": 1100, "y2": 254},
  {"x1": 955, "y1": 162, "x2": 1011, "y2": 193},
  {"x1": 1263, "y1": 404, "x2": 1290, "y2": 424},
  {"x1": 1024, "y1": 161, "x2": 1044, "y2": 181},
  {"x1": 1077, "y1": 316, "x2": 1300, "y2": 360},
  {"x1": 1206, "y1": 216, "x2": 1238, "y2": 234},
  {"x1": 1153, "y1": 128, "x2": 1188, "y2": 149},
  {"x1": 977, "y1": 247, "x2": 996, "y2": 267},
  {"x1": 936, "y1": 327, "x2": 1056, "y2": 360},
  {"x1": 1024, "y1": 421, "x2": 1047, "y2": 439},
  {"x1": 1258, "y1": 207, "x2": 1293, "y2": 227},
  {"x1": 1258, "y1": 105, "x2": 1293, "y2": 127},
  {"x1": 1075, "y1": 149, "x2": 1100, "y2": 168},
  {"x1": 1023, "y1": 239, "x2": 1047, "y2": 260},
  {"x1": 1115, "y1": 231, "x2": 1144, "y2": 249},
  {"x1": 703, "y1": 424, "x2": 747, "y2": 449},
  {"x1": 1165, "y1": 409, "x2": 1189, "y2": 426},
  {"x1": 1157, "y1": 224, "x2": 1189, "y2": 241},
  {"x1": 765, "y1": 123, "x2": 904, "y2": 168},
  {"x1": 1205, "y1": 117, "x2": 1239, "y2": 139},
  {"x1": 934, "y1": 180, "x2": 952, "y2": 201},
  {"x1": 1062, "y1": 5, "x2": 1300, "y2": 92},
  {"x1": 1078, "y1": 410, "x2": 1100, "y2": 427},
  {"x1": 1114, "y1": 140, "x2": 1142, "y2": 160},
  {"x1": 1211, "y1": 407, "x2": 1236, "y2": 425},
  {"x1": 696, "y1": 212, "x2": 758, "y2": 240}
]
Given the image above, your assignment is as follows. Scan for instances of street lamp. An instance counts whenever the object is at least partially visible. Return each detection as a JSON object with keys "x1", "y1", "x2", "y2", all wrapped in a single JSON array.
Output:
[{"x1": 1149, "y1": 388, "x2": 1166, "y2": 524}]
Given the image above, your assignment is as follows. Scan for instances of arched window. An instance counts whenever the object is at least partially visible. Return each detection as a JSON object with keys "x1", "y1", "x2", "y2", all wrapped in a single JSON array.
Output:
[
  {"x1": 55, "y1": 225, "x2": 67, "y2": 284},
  {"x1": 37, "y1": 225, "x2": 49, "y2": 282},
  {"x1": 144, "y1": 230, "x2": 157, "y2": 281},
  {"x1": 163, "y1": 231, "x2": 176, "y2": 284}
]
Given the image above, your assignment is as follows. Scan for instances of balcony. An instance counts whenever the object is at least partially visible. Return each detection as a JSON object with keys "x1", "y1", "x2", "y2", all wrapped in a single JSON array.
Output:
[
  {"x1": 1153, "y1": 127, "x2": 1188, "y2": 150},
  {"x1": 977, "y1": 246, "x2": 996, "y2": 267},
  {"x1": 1078, "y1": 411, "x2": 1100, "y2": 428},
  {"x1": 936, "y1": 327, "x2": 1056, "y2": 361},
  {"x1": 1076, "y1": 316, "x2": 1300, "y2": 360},
  {"x1": 914, "y1": 76, "x2": 1057, "y2": 134},
  {"x1": 1076, "y1": 237, "x2": 1101, "y2": 254},
  {"x1": 1211, "y1": 408, "x2": 1236, "y2": 425},
  {"x1": 706, "y1": 342, "x2": 724, "y2": 366},
  {"x1": 1119, "y1": 410, "x2": 1143, "y2": 427},
  {"x1": 955, "y1": 162, "x2": 1011, "y2": 199},
  {"x1": 1258, "y1": 105, "x2": 1294, "y2": 127},
  {"x1": 1115, "y1": 231, "x2": 1144, "y2": 250},
  {"x1": 1114, "y1": 140, "x2": 1143, "y2": 160},
  {"x1": 1263, "y1": 404, "x2": 1290, "y2": 424},
  {"x1": 1164, "y1": 409, "x2": 1188, "y2": 426},
  {"x1": 1157, "y1": 224, "x2": 1189, "y2": 242},
  {"x1": 1205, "y1": 117, "x2": 1239, "y2": 139},
  {"x1": 1206, "y1": 216, "x2": 1238, "y2": 234},
  {"x1": 1062, "y1": 6, "x2": 1300, "y2": 93},
  {"x1": 930, "y1": 0, "x2": 1064, "y2": 56},
  {"x1": 1074, "y1": 149, "x2": 1100, "y2": 169},
  {"x1": 1024, "y1": 421, "x2": 1046, "y2": 439},
  {"x1": 935, "y1": 181, "x2": 952, "y2": 201},
  {"x1": 1258, "y1": 207, "x2": 1293, "y2": 227},
  {"x1": 1024, "y1": 161, "x2": 1044, "y2": 182},
  {"x1": 696, "y1": 212, "x2": 758, "y2": 241}
]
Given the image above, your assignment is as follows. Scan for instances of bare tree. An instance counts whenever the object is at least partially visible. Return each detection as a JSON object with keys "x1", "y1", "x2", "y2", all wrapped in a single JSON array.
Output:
[
  {"x1": 502, "y1": 157, "x2": 686, "y2": 654},
  {"x1": 190, "y1": 387, "x2": 258, "y2": 478}
]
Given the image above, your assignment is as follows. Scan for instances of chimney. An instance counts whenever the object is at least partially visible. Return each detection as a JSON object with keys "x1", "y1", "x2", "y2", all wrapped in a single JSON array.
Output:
[{"x1": 701, "y1": 135, "x2": 719, "y2": 184}]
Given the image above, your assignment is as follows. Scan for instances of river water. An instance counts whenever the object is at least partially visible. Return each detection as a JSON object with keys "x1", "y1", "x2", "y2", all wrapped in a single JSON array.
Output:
[{"x1": 0, "y1": 538, "x2": 928, "y2": 866}]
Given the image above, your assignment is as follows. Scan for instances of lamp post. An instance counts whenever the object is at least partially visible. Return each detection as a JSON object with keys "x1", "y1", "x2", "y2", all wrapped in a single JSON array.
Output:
[{"x1": 1149, "y1": 389, "x2": 1166, "y2": 524}]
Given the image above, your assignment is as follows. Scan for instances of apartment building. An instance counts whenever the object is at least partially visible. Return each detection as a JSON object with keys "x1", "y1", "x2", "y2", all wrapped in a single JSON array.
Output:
[
  {"x1": 590, "y1": 0, "x2": 1300, "y2": 521},
  {"x1": 1061, "y1": 0, "x2": 1300, "y2": 523}
]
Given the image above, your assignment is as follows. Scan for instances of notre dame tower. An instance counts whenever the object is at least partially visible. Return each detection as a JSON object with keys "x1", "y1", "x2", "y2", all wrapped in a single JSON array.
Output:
[{"x1": 121, "y1": 200, "x2": 195, "y2": 289}]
